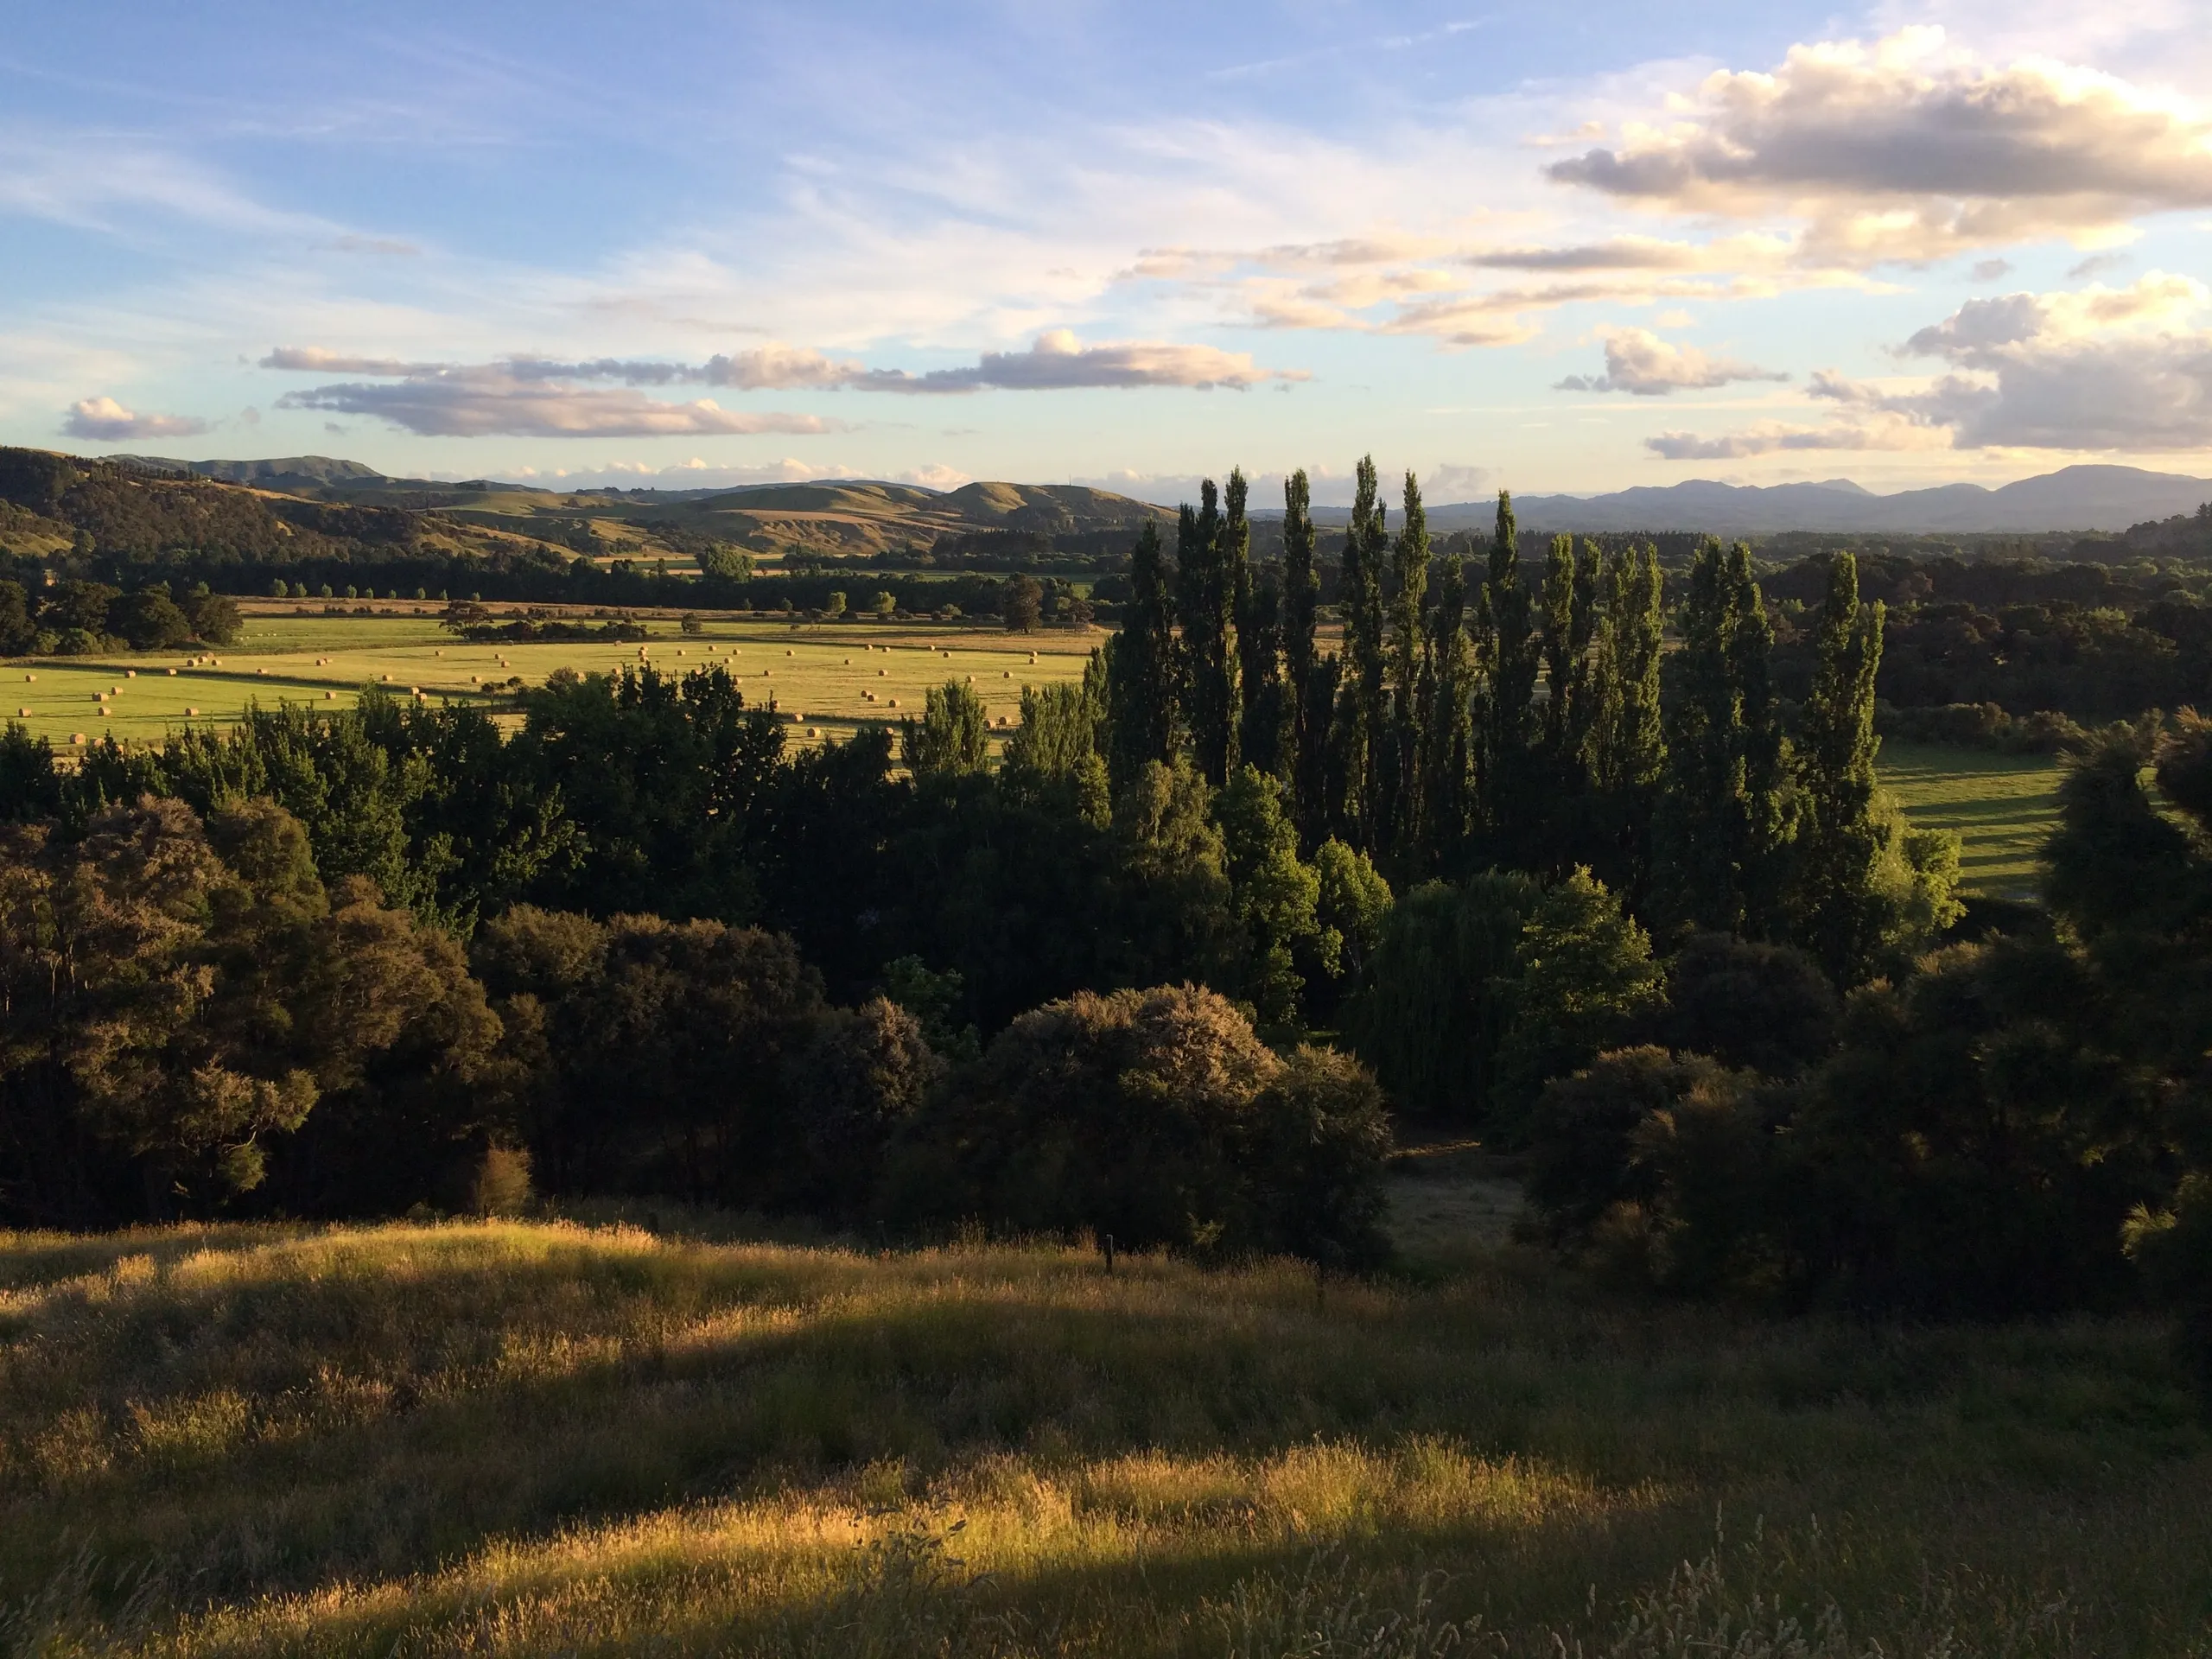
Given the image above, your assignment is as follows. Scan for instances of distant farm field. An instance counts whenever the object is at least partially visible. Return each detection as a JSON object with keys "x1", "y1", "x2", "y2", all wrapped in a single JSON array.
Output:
[
  {"x1": 2, "y1": 607, "x2": 1096, "y2": 753},
  {"x1": 1880, "y1": 741, "x2": 2063, "y2": 899}
]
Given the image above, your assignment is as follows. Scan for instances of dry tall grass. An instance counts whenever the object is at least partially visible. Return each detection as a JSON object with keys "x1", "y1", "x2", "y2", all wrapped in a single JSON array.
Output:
[{"x1": 0, "y1": 1217, "x2": 2205, "y2": 1656}]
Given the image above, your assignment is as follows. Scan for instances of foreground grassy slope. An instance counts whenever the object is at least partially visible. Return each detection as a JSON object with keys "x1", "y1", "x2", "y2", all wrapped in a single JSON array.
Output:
[{"x1": 2, "y1": 1200, "x2": 2205, "y2": 1656}]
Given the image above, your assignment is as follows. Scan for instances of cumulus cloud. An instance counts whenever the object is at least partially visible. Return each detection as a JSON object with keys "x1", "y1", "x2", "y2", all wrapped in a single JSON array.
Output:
[
  {"x1": 1649, "y1": 273, "x2": 2212, "y2": 455},
  {"x1": 61, "y1": 397, "x2": 210, "y2": 442},
  {"x1": 1547, "y1": 27, "x2": 2212, "y2": 264},
  {"x1": 1884, "y1": 273, "x2": 2212, "y2": 448},
  {"x1": 1555, "y1": 328, "x2": 1789, "y2": 395}
]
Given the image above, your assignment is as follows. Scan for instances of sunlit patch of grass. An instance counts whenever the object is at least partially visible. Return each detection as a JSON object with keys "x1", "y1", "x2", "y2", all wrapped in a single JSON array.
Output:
[
  {"x1": 1880, "y1": 741, "x2": 2062, "y2": 899},
  {"x1": 6, "y1": 611, "x2": 1096, "y2": 753}
]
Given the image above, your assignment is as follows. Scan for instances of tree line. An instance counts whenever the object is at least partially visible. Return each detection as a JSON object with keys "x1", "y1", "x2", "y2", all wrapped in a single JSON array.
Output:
[{"x1": 4, "y1": 459, "x2": 2210, "y2": 1382}]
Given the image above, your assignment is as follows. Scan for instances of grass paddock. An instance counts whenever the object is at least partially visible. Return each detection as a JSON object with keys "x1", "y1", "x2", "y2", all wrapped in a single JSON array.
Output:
[
  {"x1": 1879, "y1": 741, "x2": 2063, "y2": 900},
  {"x1": 3, "y1": 608, "x2": 1095, "y2": 754},
  {"x1": 0, "y1": 1188, "x2": 2205, "y2": 1656}
]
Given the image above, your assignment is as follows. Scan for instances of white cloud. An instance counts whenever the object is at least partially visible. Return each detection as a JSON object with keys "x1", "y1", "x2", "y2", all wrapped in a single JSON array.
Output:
[
  {"x1": 1645, "y1": 412, "x2": 1953, "y2": 459},
  {"x1": 1653, "y1": 272, "x2": 2212, "y2": 455},
  {"x1": 1548, "y1": 27, "x2": 2212, "y2": 264},
  {"x1": 1555, "y1": 328, "x2": 1789, "y2": 395},
  {"x1": 271, "y1": 370, "x2": 838, "y2": 439},
  {"x1": 61, "y1": 397, "x2": 211, "y2": 442},
  {"x1": 263, "y1": 332, "x2": 1301, "y2": 404}
]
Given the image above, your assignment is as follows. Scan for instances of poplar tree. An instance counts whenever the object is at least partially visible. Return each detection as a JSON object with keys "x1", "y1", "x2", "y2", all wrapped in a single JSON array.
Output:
[
  {"x1": 1788, "y1": 550, "x2": 1887, "y2": 985},
  {"x1": 1232, "y1": 471, "x2": 1283, "y2": 779},
  {"x1": 1727, "y1": 542, "x2": 1788, "y2": 937},
  {"x1": 1418, "y1": 550, "x2": 1475, "y2": 872},
  {"x1": 1386, "y1": 470, "x2": 1432, "y2": 854},
  {"x1": 1176, "y1": 479, "x2": 1240, "y2": 785},
  {"x1": 1655, "y1": 538, "x2": 1785, "y2": 936},
  {"x1": 1333, "y1": 456, "x2": 1389, "y2": 846},
  {"x1": 1477, "y1": 491, "x2": 1538, "y2": 858},
  {"x1": 1541, "y1": 534, "x2": 1598, "y2": 791},
  {"x1": 1281, "y1": 469, "x2": 1326, "y2": 846},
  {"x1": 1104, "y1": 518, "x2": 1178, "y2": 788},
  {"x1": 1656, "y1": 539, "x2": 1746, "y2": 932},
  {"x1": 1588, "y1": 542, "x2": 1666, "y2": 899}
]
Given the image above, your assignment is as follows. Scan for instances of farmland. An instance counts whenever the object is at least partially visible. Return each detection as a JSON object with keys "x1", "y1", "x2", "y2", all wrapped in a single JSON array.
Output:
[
  {"x1": 3, "y1": 606, "x2": 1096, "y2": 753},
  {"x1": 0, "y1": 1195, "x2": 2204, "y2": 1657},
  {"x1": 1881, "y1": 741, "x2": 2063, "y2": 900}
]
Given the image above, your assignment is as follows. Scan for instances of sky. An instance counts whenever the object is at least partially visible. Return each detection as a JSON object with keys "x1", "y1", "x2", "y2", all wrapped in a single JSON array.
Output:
[{"x1": 4, "y1": 0, "x2": 2211, "y2": 505}]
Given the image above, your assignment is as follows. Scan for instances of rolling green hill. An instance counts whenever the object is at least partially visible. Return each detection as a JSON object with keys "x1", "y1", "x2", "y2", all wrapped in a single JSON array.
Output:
[{"x1": 3, "y1": 449, "x2": 1173, "y2": 573}]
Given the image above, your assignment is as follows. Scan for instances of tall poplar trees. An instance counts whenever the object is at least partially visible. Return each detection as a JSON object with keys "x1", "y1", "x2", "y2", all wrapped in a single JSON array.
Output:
[
  {"x1": 1788, "y1": 550, "x2": 1887, "y2": 985},
  {"x1": 1418, "y1": 550, "x2": 1475, "y2": 870},
  {"x1": 1476, "y1": 491, "x2": 1539, "y2": 860},
  {"x1": 1333, "y1": 457, "x2": 1388, "y2": 844},
  {"x1": 1386, "y1": 471, "x2": 1432, "y2": 855},
  {"x1": 1176, "y1": 478, "x2": 1240, "y2": 785},
  {"x1": 1656, "y1": 538, "x2": 1785, "y2": 936},
  {"x1": 1233, "y1": 472, "x2": 1283, "y2": 779},
  {"x1": 1104, "y1": 518, "x2": 1177, "y2": 787},
  {"x1": 1281, "y1": 470, "x2": 1327, "y2": 847},
  {"x1": 1587, "y1": 543, "x2": 1666, "y2": 899}
]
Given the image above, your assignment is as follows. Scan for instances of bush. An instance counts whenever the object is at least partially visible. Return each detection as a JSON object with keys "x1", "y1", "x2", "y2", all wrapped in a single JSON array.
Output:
[
  {"x1": 1659, "y1": 932, "x2": 1839, "y2": 1076},
  {"x1": 1347, "y1": 867, "x2": 1661, "y2": 1134},
  {"x1": 889, "y1": 983, "x2": 1390, "y2": 1263}
]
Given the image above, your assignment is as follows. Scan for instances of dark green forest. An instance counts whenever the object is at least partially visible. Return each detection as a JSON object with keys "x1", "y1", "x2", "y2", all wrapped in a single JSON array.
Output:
[{"x1": 4, "y1": 459, "x2": 2212, "y2": 1386}]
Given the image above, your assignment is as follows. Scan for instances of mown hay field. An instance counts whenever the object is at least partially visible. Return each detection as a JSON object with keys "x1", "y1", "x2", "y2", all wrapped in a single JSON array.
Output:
[
  {"x1": 1, "y1": 1175, "x2": 2206, "y2": 1656},
  {"x1": 1880, "y1": 741, "x2": 2063, "y2": 900},
  {"x1": 2, "y1": 609, "x2": 1096, "y2": 753}
]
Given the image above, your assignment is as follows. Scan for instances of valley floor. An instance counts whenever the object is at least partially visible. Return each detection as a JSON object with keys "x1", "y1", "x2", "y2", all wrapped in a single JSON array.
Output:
[{"x1": 1, "y1": 1173, "x2": 2206, "y2": 1656}]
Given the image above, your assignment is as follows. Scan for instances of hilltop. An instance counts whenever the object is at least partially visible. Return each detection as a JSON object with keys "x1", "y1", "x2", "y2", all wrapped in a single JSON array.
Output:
[{"x1": 98, "y1": 453, "x2": 1173, "y2": 565}]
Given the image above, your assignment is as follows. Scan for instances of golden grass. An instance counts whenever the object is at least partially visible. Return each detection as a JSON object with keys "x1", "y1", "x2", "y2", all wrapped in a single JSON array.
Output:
[{"x1": 0, "y1": 1198, "x2": 2206, "y2": 1656}]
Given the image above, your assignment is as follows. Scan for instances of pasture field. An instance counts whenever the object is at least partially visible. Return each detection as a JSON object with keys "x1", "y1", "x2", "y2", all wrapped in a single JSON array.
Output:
[
  {"x1": 1, "y1": 607, "x2": 1096, "y2": 754},
  {"x1": 0, "y1": 1189, "x2": 2205, "y2": 1656},
  {"x1": 1878, "y1": 741, "x2": 2063, "y2": 899}
]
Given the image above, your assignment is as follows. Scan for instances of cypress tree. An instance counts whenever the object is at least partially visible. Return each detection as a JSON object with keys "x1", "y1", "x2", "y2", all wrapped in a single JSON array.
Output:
[
  {"x1": 1386, "y1": 470, "x2": 1432, "y2": 854},
  {"x1": 1104, "y1": 518, "x2": 1178, "y2": 788},
  {"x1": 1789, "y1": 550, "x2": 1887, "y2": 985},
  {"x1": 1477, "y1": 490, "x2": 1538, "y2": 858},
  {"x1": 1281, "y1": 469, "x2": 1325, "y2": 845}
]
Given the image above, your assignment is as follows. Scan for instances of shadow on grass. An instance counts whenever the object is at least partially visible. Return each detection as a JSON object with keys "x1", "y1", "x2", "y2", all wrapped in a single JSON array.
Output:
[{"x1": 0, "y1": 1224, "x2": 2204, "y2": 1647}]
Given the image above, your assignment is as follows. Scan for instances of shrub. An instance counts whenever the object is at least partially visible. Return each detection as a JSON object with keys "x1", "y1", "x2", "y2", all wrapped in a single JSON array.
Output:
[
  {"x1": 1348, "y1": 867, "x2": 1661, "y2": 1134},
  {"x1": 1660, "y1": 932, "x2": 1839, "y2": 1076},
  {"x1": 889, "y1": 983, "x2": 1390, "y2": 1263}
]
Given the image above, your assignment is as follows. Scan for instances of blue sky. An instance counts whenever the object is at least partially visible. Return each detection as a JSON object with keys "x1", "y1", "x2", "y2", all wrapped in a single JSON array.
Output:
[{"x1": 5, "y1": 0, "x2": 2211, "y2": 503}]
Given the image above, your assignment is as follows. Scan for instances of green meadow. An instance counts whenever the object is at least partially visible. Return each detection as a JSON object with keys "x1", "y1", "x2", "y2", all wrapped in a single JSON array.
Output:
[
  {"x1": 1, "y1": 1181, "x2": 2205, "y2": 1657},
  {"x1": 1879, "y1": 741, "x2": 2063, "y2": 900},
  {"x1": 3, "y1": 607, "x2": 1096, "y2": 753}
]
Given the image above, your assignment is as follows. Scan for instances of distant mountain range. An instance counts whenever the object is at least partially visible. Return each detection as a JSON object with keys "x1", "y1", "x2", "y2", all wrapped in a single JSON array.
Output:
[
  {"x1": 1441, "y1": 466, "x2": 2212, "y2": 537},
  {"x1": 111, "y1": 454, "x2": 2212, "y2": 538}
]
